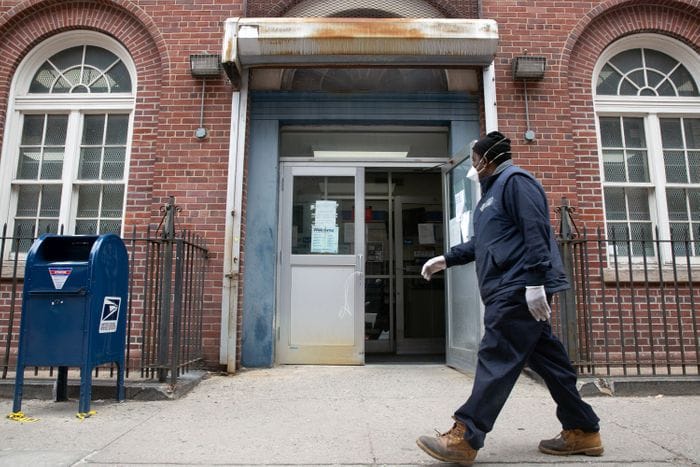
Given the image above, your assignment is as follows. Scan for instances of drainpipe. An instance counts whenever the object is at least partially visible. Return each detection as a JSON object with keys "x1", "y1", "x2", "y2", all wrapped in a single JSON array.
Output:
[
  {"x1": 483, "y1": 61, "x2": 498, "y2": 132},
  {"x1": 220, "y1": 71, "x2": 249, "y2": 373}
]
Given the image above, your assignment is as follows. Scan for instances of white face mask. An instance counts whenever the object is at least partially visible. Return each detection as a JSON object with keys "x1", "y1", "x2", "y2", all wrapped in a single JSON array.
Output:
[{"x1": 466, "y1": 165, "x2": 479, "y2": 181}]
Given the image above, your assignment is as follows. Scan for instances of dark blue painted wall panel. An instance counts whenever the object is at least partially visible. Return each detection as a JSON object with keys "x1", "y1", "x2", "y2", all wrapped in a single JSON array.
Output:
[{"x1": 241, "y1": 119, "x2": 279, "y2": 367}]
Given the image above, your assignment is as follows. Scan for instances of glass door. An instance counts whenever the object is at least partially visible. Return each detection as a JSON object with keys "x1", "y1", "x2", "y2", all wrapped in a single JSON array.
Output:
[
  {"x1": 394, "y1": 196, "x2": 445, "y2": 354},
  {"x1": 277, "y1": 165, "x2": 365, "y2": 364},
  {"x1": 443, "y1": 146, "x2": 483, "y2": 372}
]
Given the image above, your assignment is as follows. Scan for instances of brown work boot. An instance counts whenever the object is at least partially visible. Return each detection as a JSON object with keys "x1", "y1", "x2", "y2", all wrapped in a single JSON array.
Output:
[
  {"x1": 539, "y1": 429, "x2": 604, "y2": 456},
  {"x1": 416, "y1": 417, "x2": 478, "y2": 466}
]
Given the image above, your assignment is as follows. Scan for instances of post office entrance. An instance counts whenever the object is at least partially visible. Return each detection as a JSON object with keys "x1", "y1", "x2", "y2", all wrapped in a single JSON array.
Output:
[{"x1": 363, "y1": 170, "x2": 445, "y2": 356}]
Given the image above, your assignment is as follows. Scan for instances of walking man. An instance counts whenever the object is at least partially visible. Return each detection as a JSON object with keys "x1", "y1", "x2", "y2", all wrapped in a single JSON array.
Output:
[{"x1": 417, "y1": 131, "x2": 602, "y2": 465}]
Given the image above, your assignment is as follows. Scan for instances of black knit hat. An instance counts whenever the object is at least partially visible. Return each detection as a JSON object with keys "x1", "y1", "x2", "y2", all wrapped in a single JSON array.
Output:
[{"x1": 473, "y1": 131, "x2": 512, "y2": 161}]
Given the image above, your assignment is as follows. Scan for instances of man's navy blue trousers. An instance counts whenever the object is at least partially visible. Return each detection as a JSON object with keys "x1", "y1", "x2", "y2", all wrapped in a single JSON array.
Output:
[{"x1": 454, "y1": 290, "x2": 600, "y2": 450}]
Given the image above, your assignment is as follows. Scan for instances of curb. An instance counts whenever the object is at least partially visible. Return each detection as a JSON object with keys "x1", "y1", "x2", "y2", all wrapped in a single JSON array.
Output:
[
  {"x1": 0, "y1": 370, "x2": 207, "y2": 403},
  {"x1": 522, "y1": 368, "x2": 700, "y2": 397}
]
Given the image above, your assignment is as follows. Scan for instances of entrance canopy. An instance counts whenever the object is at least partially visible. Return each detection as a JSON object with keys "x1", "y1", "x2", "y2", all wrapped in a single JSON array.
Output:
[{"x1": 221, "y1": 17, "x2": 499, "y2": 84}]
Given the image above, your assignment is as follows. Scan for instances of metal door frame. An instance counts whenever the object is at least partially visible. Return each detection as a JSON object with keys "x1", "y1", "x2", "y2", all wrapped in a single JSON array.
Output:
[{"x1": 276, "y1": 164, "x2": 365, "y2": 364}]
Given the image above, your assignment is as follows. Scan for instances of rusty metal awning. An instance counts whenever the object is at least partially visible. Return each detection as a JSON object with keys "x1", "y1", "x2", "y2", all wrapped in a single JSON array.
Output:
[{"x1": 221, "y1": 17, "x2": 499, "y2": 84}]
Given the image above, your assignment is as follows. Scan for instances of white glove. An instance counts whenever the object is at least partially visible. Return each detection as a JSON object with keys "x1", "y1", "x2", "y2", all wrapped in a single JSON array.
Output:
[
  {"x1": 525, "y1": 285, "x2": 551, "y2": 321},
  {"x1": 421, "y1": 255, "x2": 446, "y2": 281}
]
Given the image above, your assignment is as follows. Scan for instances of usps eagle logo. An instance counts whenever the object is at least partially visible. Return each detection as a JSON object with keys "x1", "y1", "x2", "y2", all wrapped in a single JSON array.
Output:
[{"x1": 99, "y1": 297, "x2": 121, "y2": 333}]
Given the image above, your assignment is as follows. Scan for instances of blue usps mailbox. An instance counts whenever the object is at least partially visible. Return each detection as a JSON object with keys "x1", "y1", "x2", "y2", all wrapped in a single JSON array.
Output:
[{"x1": 12, "y1": 234, "x2": 128, "y2": 415}]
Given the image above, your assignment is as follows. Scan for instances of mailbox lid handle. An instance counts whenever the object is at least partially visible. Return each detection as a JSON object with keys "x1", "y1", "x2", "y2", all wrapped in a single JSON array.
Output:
[{"x1": 28, "y1": 287, "x2": 87, "y2": 296}]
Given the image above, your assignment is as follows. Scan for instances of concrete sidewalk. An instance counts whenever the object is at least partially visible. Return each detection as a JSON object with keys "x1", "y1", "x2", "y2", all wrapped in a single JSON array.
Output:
[{"x1": 1, "y1": 364, "x2": 698, "y2": 466}]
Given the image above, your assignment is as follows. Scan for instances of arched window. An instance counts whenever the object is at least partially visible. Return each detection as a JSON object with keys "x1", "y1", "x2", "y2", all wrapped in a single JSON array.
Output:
[
  {"x1": 0, "y1": 31, "x2": 135, "y2": 252},
  {"x1": 594, "y1": 35, "x2": 700, "y2": 259}
]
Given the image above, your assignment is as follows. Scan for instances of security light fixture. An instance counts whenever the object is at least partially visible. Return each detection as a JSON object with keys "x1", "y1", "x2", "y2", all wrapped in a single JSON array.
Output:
[
  {"x1": 512, "y1": 56, "x2": 547, "y2": 80},
  {"x1": 512, "y1": 55, "x2": 547, "y2": 142},
  {"x1": 189, "y1": 54, "x2": 222, "y2": 140},
  {"x1": 190, "y1": 54, "x2": 222, "y2": 77}
]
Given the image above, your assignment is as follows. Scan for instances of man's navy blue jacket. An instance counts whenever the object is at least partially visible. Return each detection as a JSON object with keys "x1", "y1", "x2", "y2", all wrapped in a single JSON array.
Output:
[{"x1": 444, "y1": 162, "x2": 569, "y2": 305}]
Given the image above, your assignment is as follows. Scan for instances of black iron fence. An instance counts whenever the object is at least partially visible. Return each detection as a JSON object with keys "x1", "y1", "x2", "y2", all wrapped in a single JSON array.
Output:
[
  {"x1": 0, "y1": 197, "x2": 208, "y2": 386},
  {"x1": 555, "y1": 200, "x2": 700, "y2": 377}
]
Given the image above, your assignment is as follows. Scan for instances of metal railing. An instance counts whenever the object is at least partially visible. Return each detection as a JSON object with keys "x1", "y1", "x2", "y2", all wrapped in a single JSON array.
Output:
[
  {"x1": 555, "y1": 200, "x2": 700, "y2": 377},
  {"x1": 0, "y1": 197, "x2": 209, "y2": 386}
]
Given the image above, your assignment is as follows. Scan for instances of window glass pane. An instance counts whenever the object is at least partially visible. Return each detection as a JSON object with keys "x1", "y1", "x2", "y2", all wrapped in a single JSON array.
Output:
[
  {"x1": 82, "y1": 115, "x2": 105, "y2": 145},
  {"x1": 292, "y1": 176, "x2": 354, "y2": 255},
  {"x1": 623, "y1": 118, "x2": 646, "y2": 148},
  {"x1": 16, "y1": 186, "x2": 40, "y2": 217},
  {"x1": 627, "y1": 150, "x2": 649, "y2": 182},
  {"x1": 84, "y1": 46, "x2": 118, "y2": 71},
  {"x1": 75, "y1": 220, "x2": 97, "y2": 235},
  {"x1": 90, "y1": 77, "x2": 109, "y2": 93},
  {"x1": 604, "y1": 188, "x2": 627, "y2": 220},
  {"x1": 82, "y1": 68, "x2": 102, "y2": 89},
  {"x1": 63, "y1": 67, "x2": 81, "y2": 89},
  {"x1": 607, "y1": 223, "x2": 629, "y2": 257},
  {"x1": 603, "y1": 150, "x2": 626, "y2": 182},
  {"x1": 646, "y1": 69, "x2": 664, "y2": 88},
  {"x1": 79, "y1": 148, "x2": 101, "y2": 179},
  {"x1": 40, "y1": 148, "x2": 64, "y2": 180},
  {"x1": 100, "y1": 220, "x2": 121, "y2": 234},
  {"x1": 40, "y1": 185, "x2": 61, "y2": 217},
  {"x1": 106, "y1": 61, "x2": 132, "y2": 92},
  {"x1": 29, "y1": 63, "x2": 59, "y2": 93},
  {"x1": 596, "y1": 64, "x2": 621, "y2": 95},
  {"x1": 628, "y1": 70, "x2": 645, "y2": 88},
  {"x1": 37, "y1": 219, "x2": 58, "y2": 235},
  {"x1": 45, "y1": 115, "x2": 68, "y2": 145},
  {"x1": 610, "y1": 49, "x2": 642, "y2": 74},
  {"x1": 101, "y1": 185, "x2": 124, "y2": 217},
  {"x1": 671, "y1": 66, "x2": 699, "y2": 97},
  {"x1": 13, "y1": 220, "x2": 36, "y2": 252},
  {"x1": 630, "y1": 222, "x2": 654, "y2": 256},
  {"x1": 77, "y1": 185, "x2": 100, "y2": 217},
  {"x1": 619, "y1": 79, "x2": 638, "y2": 95},
  {"x1": 689, "y1": 190, "x2": 700, "y2": 221},
  {"x1": 660, "y1": 118, "x2": 683, "y2": 148},
  {"x1": 106, "y1": 115, "x2": 129, "y2": 145},
  {"x1": 71, "y1": 83, "x2": 89, "y2": 93},
  {"x1": 102, "y1": 147, "x2": 125, "y2": 179},
  {"x1": 49, "y1": 46, "x2": 83, "y2": 71},
  {"x1": 600, "y1": 117, "x2": 622, "y2": 147},
  {"x1": 627, "y1": 188, "x2": 651, "y2": 220},
  {"x1": 669, "y1": 223, "x2": 691, "y2": 256},
  {"x1": 666, "y1": 188, "x2": 688, "y2": 220},
  {"x1": 686, "y1": 119, "x2": 700, "y2": 149},
  {"x1": 21, "y1": 115, "x2": 44, "y2": 145},
  {"x1": 17, "y1": 149, "x2": 40, "y2": 179},
  {"x1": 657, "y1": 80, "x2": 675, "y2": 96},
  {"x1": 664, "y1": 150, "x2": 687, "y2": 183},
  {"x1": 644, "y1": 49, "x2": 677, "y2": 74},
  {"x1": 690, "y1": 152, "x2": 700, "y2": 183}
]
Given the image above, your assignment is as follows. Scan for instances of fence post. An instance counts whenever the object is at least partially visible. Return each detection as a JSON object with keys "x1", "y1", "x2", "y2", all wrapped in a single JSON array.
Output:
[
  {"x1": 157, "y1": 196, "x2": 177, "y2": 382},
  {"x1": 556, "y1": 197, "x2": 580, "y2": 363}
]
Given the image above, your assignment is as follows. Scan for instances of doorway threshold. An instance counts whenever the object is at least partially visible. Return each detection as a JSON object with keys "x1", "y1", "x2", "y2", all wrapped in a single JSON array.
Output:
[{"x1": 365, "y1": 353, "x2": 446, "y2": 365}]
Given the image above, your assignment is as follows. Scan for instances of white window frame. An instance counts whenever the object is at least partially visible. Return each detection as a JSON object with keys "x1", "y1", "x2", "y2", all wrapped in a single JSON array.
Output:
[
  {"x1": 0, "y1": 31, "x2": 136, "y2": 251},
  {"x1": 594, "y1": 34, "x2": 700, "y2": 263}
]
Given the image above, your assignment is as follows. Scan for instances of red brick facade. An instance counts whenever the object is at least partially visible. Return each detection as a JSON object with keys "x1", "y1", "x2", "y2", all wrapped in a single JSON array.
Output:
[
  {"x1": 0, "y1": 0, "x2": 243, "y2": 366},
  {"x1": 0, "y1": 0, "x2": 698, "y2": 372}
]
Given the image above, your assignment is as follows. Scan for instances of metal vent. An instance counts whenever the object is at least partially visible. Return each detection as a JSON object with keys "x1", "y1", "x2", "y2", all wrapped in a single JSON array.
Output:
[{"x1": 284, "y1": 0, "x2": 444, "y2": 18}]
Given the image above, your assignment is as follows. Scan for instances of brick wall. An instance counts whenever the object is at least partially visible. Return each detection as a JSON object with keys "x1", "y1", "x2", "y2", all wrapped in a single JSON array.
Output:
[
  {"x1": 482, "y1": 0, "x2": 700, "y2": 225},
  {"x1": 0, "y1": 0, "x2": 245, "y2": 368}
]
